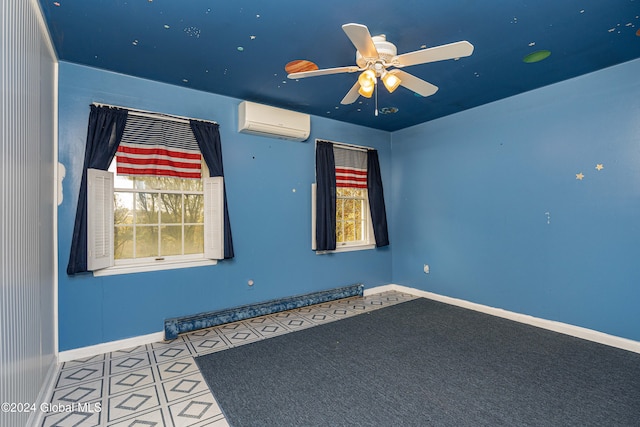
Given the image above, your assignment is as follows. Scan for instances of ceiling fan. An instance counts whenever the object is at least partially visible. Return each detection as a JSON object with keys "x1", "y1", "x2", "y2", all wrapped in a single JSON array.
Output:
[{"x1": 287, "y1": 23, "x2": 474, "y2": 105}]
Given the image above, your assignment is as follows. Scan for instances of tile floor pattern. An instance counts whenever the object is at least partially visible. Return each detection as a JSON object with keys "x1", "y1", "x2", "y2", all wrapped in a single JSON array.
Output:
[{"x1": 42, "y1": 290, "x2": 416, "y2": 426}]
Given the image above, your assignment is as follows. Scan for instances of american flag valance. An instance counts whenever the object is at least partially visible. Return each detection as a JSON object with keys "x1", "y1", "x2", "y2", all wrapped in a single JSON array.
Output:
[
  {"x1": 116, "y1": 114, "x2": 202, "y2": 179},
  {"x1": 333, "y1": 146, "x2": 367, "y2": 188}
]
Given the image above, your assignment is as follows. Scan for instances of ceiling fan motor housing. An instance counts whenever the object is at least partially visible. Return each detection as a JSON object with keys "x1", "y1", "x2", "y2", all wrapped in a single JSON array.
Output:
[{"x1": 356, "y1": 35, "x2": 398, "y2": 68}]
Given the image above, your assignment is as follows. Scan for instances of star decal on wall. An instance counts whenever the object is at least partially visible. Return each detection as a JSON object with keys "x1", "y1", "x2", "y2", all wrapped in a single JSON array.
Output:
[
  {"x1": 595, "y1": 163, "x2": 604, "y2": 171},
  {"x1": 576, "y1": 172, "x2": 584, "y2": 180}
]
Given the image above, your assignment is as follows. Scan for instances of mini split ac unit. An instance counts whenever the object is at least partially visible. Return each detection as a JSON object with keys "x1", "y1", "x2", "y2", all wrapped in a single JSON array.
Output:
[{"x1": 238, "y1": 101, "x2": 310, "y2": 142}]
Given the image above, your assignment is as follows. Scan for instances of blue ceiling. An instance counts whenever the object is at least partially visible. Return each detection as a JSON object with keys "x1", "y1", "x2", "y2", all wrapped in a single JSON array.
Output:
[{"x1": 38, "y1": 0, "x2": 640, "y2": 131}]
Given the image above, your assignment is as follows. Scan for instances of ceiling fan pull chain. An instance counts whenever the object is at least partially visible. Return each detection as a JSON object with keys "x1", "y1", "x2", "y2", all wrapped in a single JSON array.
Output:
[{"x1": 375, "y1": 80, "x2": 379, "y2": 116}]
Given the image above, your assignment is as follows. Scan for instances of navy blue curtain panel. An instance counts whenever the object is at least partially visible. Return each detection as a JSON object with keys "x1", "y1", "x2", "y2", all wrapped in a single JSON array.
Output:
[
  {"x1": 189, "y1": 120, "x2": 234, "y2": 259},
  {"x1": 67, "y1": 105, "x2": 128, "y2": 275},
  {"x1": 315, "y1": 141, "x2": 337, "y2": 251},
  {"x1": 367, "y1": 150, "x2": 390, "y2": 247}
]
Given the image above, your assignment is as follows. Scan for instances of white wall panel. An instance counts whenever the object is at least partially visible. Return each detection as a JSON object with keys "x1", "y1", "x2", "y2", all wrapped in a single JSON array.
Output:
[{"x1": 0, "y1": 0, "x2": 57, "y2": 426}]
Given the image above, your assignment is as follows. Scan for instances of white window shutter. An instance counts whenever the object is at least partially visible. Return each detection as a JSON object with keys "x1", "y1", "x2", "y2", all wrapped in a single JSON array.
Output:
[
  {"x1": 311, "y1": 183, "x2": 317, "y2": 250},
  {"x1": 203, "y1": 176, "x2": 224, "y2": 260},
  {"x1": 87, "y1": 168, "x2": 114, "y2": 271}
]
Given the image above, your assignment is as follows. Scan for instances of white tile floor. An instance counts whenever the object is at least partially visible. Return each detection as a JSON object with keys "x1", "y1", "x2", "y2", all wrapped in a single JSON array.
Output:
[{"x1": 42, "y1": 290, "x2": 416, "y2": 426}]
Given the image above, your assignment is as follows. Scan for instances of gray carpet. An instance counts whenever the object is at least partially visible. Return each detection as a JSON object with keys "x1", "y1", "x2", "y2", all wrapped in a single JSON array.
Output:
[{"x1": 196, "y1": 298, "x2": 640, "y2": 426}]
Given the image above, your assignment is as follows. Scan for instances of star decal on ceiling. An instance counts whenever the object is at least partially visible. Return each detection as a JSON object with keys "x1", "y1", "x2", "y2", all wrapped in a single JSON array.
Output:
[
  {"x1": 595, "y1": 163, "x2": 604, "y2": 171},
  {"x1": 576, "y1": 172, "x2": 584, "y2": 180}
]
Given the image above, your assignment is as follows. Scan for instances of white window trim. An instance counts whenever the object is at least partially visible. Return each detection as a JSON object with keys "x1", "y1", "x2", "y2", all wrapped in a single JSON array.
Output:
[
  {"x1": 87, "y1": 169, "x2": 224, "y2": 276},
  {"x1": 93, "y1": 257, "x2": 217, "y2": 277},
  {"x1": 319, "y1": 243, "x2": 376, "y2": 254},
  {"x1": 311, "y1": 183, "x2": 376, "y2": 254}
]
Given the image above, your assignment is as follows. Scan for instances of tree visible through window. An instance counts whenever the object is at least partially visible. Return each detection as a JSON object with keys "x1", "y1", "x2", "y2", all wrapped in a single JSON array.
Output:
[
  {"x1": 110, "y1": 161, "x2": 206, "y2": 263},
  {"x1": 336, "y1": 187, "x2": 368, "y2": 245},
  {"x1": 79, "y1": 108, "x2": 227, "y2": 275},
  {"x1": 312, "y1": 141, "x2": 376, "y2": 252}
]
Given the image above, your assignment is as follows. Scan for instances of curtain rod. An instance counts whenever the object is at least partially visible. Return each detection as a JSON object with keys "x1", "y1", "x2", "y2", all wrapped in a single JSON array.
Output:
[
  {"x1": 91, "y1": 102, "x2": 218, "y2": 125},
  {"x1": 316, "y1": 139, "x2": 372, "y2": 152}
]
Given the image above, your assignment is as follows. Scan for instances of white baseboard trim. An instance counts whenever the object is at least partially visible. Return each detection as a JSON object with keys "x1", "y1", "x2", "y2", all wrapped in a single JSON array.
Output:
[
  {"x1": 59, "y1": 285, "x2": 640, "y2": 362},
  {"x1": 363, "y1": 284, "x2": 397, "y2": 296},
  {"x1": 27, "y1": 355, "x2": 59, "y2": 427},
  {"x1": 369, "y1": 284, "x2": 640, "y2": 355},
  {"x1": 58, "y1": 331, "x2": 165, "y2": 363}
]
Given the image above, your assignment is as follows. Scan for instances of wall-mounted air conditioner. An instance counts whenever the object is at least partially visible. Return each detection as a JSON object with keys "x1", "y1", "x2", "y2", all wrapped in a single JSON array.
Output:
[{"x1": 238, "y1": 101, "x2": 310, "y2": 142}]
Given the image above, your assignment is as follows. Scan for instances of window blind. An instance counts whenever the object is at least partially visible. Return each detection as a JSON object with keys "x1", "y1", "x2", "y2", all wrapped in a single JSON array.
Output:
[{"x1": 116, "y1": 114, "x2": 202, "y2": 179}]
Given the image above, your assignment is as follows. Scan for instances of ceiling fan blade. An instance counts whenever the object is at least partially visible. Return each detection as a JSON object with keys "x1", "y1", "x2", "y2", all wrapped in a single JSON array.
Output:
[
  {"x1": 288, "y1": 65, "x2": 359, "y2": 79},
  {"x1": 342, "y1": 23, "x2": 379, "y2": 59},
  {"x1": 341, "y1": 81, "x2": 361, "y2": 105},
  {"x1": 394, "y1": 41, "x2": 474, "y2": 67},
  {"x1": 390, "y1": 70, "x2": 438, "y2": 97}
]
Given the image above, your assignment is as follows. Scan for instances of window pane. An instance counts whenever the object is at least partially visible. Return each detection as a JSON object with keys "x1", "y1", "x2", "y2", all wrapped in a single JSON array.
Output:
[
  {"x1": 134, "y1": 176, "x2": 183, "y2": 191},
  {"x1": 184, "y1": 194, "x2": 204, "y2": 223},
  {"x1": 354, "y1": 199, "x2": 363, "y2": 223},
  {"x1": 336, "y1": 223, "x2": 344, "y2": 243},
  {"x1": 344, "y1": 199, "x2": 355, "y2": 220},
  {"x1": 114, "y1": 225, "x2": 133, "y2": 259},
  {"x1": 184, "y1": 225, "x2": 204, "y2": 254},
  {"x1": 135, "y1": 193, "x2": 159, "y2": 225},
  {"x1": 161, "y1": 225, "x2": 183, "y2": 256},
  {"x1": 183, "y1": 176, "x2": 204, "y2": 192},
  {"x1": 114, "y1": 192, "x2": 134, "y2": 225},
  {"x1": 344, "y1": 221, "x2": 355, "y2": 241},
  {"x1": 160, "y1": 194, "x2": 183, "y2": 224},
  {"x1": 337, "y1": 188, "x2": 349, "y2": 197},
  {"x1": 135, "y1": 226, "x2": 158, "y2": 257},
  {"x1": 336, "y1": 198, "x2": 344, "y2": 219},
  {"x1": 355, "y1": 220, "x2": 363, "y2": 241},
  {"x1": 115, "y1": 175, "x2": 135, "y2": 189}
]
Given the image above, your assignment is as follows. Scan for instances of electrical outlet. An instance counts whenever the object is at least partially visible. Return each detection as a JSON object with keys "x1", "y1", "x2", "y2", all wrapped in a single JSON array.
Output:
[{"x1": 423, "y1": 264, "x2": 430, "y2": 274}]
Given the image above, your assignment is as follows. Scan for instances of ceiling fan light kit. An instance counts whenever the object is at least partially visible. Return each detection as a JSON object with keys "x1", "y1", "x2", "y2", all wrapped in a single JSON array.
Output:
[
  {"x1": 287, "y1": 22, "x2": 474, "y2": 113},
  {"x1": 382, "y1": 71, "x2": 401, "y2": 93},
  {"x1": 357, "y1": 69, "x2": 376, "y2": 98}
]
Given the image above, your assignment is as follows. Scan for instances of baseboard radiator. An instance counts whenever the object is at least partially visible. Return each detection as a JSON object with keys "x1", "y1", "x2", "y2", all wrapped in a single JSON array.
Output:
[{"x1": 164, "y1": 284, "x2": 364, "y2": 340}]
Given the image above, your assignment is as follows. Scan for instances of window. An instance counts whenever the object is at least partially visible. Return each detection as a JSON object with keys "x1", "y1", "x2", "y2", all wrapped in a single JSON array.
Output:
[
  {"x1": 88, "y1": 165, "x2": 223, "y2": 277},
  {"x1": 111, "y1": 159, "x2": 206, "y2": 263},
  {"x1": 336, "y1": 187, "x2": 373, "y2": 247},
  {"x1": 312, "y1": 141, "x2": 377, "y2": 253},
  {"x1": 67, "y1": 105, "x2": 232, "y2": 276},
  {"x1": 88, "y1": 162, "x2": 224, "y2": 275},
  {"x1": 312, "y1": 184, "x2": 375, "y2": 252},
  {"x1": 83, "y1": 112, "x2": 227, "y2": 275}
]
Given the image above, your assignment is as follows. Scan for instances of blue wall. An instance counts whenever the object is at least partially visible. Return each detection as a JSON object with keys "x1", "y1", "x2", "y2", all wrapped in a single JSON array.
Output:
[
  {"x1": 391, "y1": 59, "x2": 640, "y2": 341},
  {"x1": 57, "y1": 62, "x2": 392, "y2": 351},
  {"x1": 58, "y1": 59, "x2": 640, "y2": 351}
]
